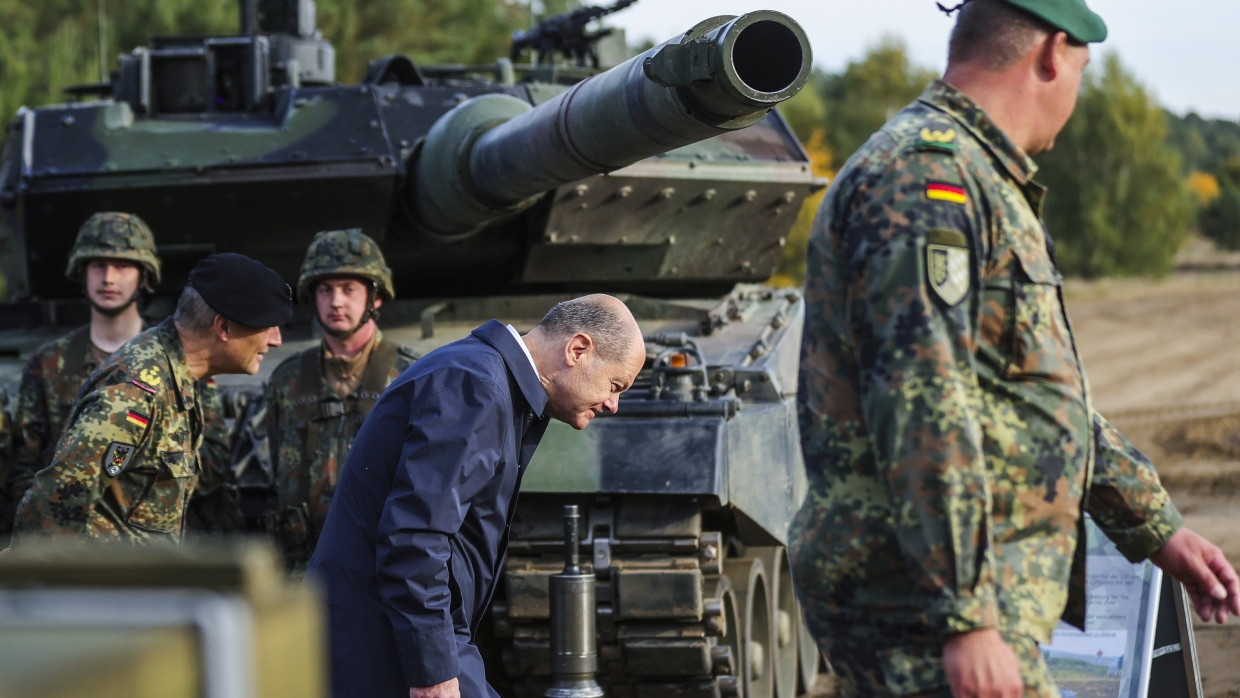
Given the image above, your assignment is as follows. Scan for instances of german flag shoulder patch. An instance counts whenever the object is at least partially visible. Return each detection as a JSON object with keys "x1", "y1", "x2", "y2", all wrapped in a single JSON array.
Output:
[
  {"x1": 925, "y1": 182, "x2": 967, "y2": 205},
  {"x1": 125, "y1": 410, "x2": 151, "y2": 429}
]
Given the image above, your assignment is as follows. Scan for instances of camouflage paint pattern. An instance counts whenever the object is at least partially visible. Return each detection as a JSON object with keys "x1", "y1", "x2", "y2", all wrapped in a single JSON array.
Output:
[
  {"x1": 790, "y1": 81, "x2": 1183, "y2": 693},
  {"x1": 264, "y1": 333, "x2": 415, "y2": 565},
  {"x1": 12, "y1": 319, "x2": 205, "y2": 543}
]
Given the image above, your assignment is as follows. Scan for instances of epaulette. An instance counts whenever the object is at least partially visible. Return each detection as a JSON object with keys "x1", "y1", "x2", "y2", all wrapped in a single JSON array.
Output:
[
  {"x1": 912, "y1": 125, "x2": 959, "y2": 155},
  {"x1": 130, "y1": 378, "x2": 158, "y2": 395}
]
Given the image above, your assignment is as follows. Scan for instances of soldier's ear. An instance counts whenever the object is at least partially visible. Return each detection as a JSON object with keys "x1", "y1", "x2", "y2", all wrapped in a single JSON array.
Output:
[{"x1": 212, "y1": 314, "x2": 231, "y2": 341}]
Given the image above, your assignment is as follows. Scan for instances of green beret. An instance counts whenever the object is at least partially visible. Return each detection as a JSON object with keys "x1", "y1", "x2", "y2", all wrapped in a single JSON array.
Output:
[{"x1": 1002, "y1": 0, "x2": 1107, "y2": 43}]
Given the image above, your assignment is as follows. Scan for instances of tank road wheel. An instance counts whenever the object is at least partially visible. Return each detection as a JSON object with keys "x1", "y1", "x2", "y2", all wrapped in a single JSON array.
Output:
[
  {"x1": 755, "y1": 548, "x2": 800, "y2": 698},
  {"x1": 797, "y1": 610, "x2": 822, "y2": 694},
  {"x1": 723, "y1": 557, "x2": 773, "y2": 698}
]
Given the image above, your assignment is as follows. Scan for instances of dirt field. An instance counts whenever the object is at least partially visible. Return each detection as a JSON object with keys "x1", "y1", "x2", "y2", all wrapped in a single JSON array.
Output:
[
  {"x1": 804, "y1": 259, "x2": 1240, "y2": 697},
  {"x1": 1069, "y1": 269, "x2": 1240, "y2": 697}
]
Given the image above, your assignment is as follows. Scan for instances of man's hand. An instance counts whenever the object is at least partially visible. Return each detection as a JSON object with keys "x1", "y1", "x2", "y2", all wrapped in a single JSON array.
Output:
[
  {"x1": 1150, "y1": 526, "x2": 1240, "y2": 624},
  {"x1": 943, "y1": 628, "x2": 1023, "y2": 698},
  {"x1": 410, "y1": 678, "x2": 459, "y2": 698}
]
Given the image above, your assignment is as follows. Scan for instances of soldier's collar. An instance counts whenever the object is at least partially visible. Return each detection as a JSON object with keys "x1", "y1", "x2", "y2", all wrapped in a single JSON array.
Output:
[
  {"x1": 918, "y1": 80, "x2": 1038, "y2": 185},
  {"x1": 155, "y1": 318, "x2": 201, "y2": 412}
]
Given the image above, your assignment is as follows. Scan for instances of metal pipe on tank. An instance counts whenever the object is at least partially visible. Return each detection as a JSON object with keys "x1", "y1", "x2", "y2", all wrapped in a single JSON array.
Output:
[{"x1": 411, "y1": 10, "x2": 812, "y2": 240}]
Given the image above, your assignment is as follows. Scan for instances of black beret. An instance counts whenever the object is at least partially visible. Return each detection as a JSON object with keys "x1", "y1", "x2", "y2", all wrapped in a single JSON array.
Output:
[{"x1": 188, "y1": 253, "x2": 293, "y2": 328}]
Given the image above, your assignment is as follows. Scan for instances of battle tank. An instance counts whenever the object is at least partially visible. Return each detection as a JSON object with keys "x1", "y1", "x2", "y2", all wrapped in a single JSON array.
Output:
[{"x1": 0, "y1": 1, "x2": 827, "y2": 696}]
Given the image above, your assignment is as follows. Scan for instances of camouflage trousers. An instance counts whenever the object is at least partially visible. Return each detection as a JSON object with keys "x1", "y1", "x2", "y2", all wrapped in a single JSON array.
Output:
[{"x1": 807, "y1": 621, "x2": 1058, "y2": 697}]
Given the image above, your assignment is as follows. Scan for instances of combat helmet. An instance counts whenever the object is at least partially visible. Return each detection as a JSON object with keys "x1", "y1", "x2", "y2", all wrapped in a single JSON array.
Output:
[
  {"x1": 296, "y1": 229, "x2": 395, "y2": 303},
  {"x1": 64, "y1": 211, "x2": 162, "y2": 290}
]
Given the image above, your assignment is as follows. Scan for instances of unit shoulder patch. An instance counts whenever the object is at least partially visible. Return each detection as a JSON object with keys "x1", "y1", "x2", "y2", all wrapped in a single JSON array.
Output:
[
  {"x1": 925, "y1": 231, "x2": 970, "y2": 307},
  {"x1": 103, "y1": 441, "x2": 137, "y2": 477}
]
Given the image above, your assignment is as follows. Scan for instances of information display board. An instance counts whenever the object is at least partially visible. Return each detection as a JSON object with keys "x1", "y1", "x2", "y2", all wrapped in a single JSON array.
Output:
[{"x1": 1041, "y1": 517, "x2": 1200, "y2": 698}]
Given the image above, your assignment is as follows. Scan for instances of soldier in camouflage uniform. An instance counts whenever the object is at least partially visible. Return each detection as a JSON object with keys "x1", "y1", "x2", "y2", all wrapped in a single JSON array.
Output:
[
  {"x1": 790, "y1": 1, "x2": 1240, "y2": 695},
  {"x1": 0, "y1": 213, "x2": 238, "y2": 540},
  {"x1": 11, "y1": 253, "x2": 291, "y2": 543},
  {"x1": 264, "y1": 229, "x2": 416, "y2": 568}
]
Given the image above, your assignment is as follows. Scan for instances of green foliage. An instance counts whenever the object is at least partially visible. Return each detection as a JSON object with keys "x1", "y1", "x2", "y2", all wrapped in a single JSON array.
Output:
[
  {"x1": 817, "y1": 36, "x2": 938, "y2": 165},
  {"x1": 317, "y1": 0, "x2": 528, "y2": 81},
  {"x1": 777, "y1": 69, "x2": 828, "y2": 144},
  {"x1": 1199, "y1": 183, "x2": 1240, "y2": 250},
  {"x1": 1198, "y1": 157, "x2": 1240, "y2": 250},
  {"x1": 1036, "y1": 52, "x2": 1192, "y2": 278},
  {"x1": 1164, "y1": 110, "x2": 1240, "y2": 175},
  {"x1": 0, "y1": 0, "x2": 532, "y2": 126}
]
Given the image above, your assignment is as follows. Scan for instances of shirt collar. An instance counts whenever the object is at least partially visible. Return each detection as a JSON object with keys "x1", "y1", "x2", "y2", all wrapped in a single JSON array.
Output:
[
  {"x1": 917, "y1": 79, "x2": 1039, "y2": 185},
  {"x1": 472, "y1": 319, "x2": 548, "y2": 417},
  {"x1": 506, "y1": 324, "x2": 538, "y2": 375}
]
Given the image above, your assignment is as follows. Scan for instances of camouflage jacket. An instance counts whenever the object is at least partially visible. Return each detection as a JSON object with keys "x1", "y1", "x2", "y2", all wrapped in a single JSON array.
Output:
[
  {"x1": 13, "y1": 319, "x2": 205, "y2": 543},
  {"x1": 3, "y1": 324, "x2": 236, "y2": 536},
  {"x1": 264, "y1": 333, "x2": 416, "y2": 563},
  {"x1": 4, "y1": 325, "x2": 97, "y2": 531},
  {"x1": 791, "y1": 81, "x2": 1183, "y2": 649}
]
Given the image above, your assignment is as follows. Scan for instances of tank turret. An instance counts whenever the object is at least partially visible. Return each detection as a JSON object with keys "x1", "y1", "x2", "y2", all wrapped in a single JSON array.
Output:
[
  {"x1": 0, "y1": 3, "x2": 829, "y2": 696},
  {"x1": 0, "y1": 0, "x2": 818, "y2": 311}
]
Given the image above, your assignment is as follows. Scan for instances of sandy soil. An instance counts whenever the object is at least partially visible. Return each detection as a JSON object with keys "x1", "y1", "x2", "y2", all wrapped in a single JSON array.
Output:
[
  {"x1": 1069, "y1": 270, "x2": 1240, "y2": 697},
  {"x1": 804, "y1": 262, "x2": 1240, "y2": 697}
]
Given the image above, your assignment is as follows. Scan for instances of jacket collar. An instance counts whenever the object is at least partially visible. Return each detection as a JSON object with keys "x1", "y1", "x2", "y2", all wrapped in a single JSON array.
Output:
[
  {"x1": 918, "y1": 79, "x2": 1039, "y2": 186},
  {"x1": 472, "y1": 319, "x2": 549, "y2": 417},
  {"x1": 154, "y1": 317, "x2": 199, "y2": 412}
]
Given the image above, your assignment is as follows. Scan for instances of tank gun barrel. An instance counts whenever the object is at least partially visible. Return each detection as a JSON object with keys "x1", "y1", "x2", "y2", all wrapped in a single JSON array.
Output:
[{"x1": 411, "y1": 10, "x2": 812, "y2": 240}]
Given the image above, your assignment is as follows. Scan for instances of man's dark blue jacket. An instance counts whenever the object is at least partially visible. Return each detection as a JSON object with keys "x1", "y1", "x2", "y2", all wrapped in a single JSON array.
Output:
[{"x1": 307, "y1": 320, "x2": 549, "y2": 697}]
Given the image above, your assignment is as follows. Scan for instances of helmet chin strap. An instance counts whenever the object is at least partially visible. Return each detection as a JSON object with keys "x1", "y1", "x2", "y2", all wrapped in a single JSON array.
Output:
[{"x1": 87, "y1": 286, "x2": 141, "y2": 318}]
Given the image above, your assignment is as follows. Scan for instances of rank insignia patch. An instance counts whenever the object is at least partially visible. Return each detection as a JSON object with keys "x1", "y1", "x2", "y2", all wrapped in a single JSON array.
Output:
[
  {"x1": 125, "y1": 410, "x2": 150, "y2": 428},
  {"x1": 926, "y1": 182, "x2": 967, "y2": 204},
  {"x1": 920, "y1": 127, "x2": 956, "y2": 144},
  {"x1": 138, "y1": 368, "x2": 163, "y2": 387},
  {"x1": 926, "y1": 243, "x2": 970, "y2": 306},
  {"x1": 104, "y1": 442, "x2": 136, "y2": 477}
]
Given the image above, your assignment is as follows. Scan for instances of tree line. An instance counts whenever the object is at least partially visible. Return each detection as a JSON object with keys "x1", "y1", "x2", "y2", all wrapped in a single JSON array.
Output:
[
  {"x1": 775, "y1": 37, "x2": 1240, "y2": 283},
  {"x1": 1, "y1": 3, "x2": 1235, "y2": 281}
]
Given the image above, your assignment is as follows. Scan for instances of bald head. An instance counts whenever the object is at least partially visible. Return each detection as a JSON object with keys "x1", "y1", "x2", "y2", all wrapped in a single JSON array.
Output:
[
  {"x1": 525, "y1": 294, "x2": 645, "y2": 429},
  {"x1": 534, "y1": 294, "x2": 642, "y2": 363}
]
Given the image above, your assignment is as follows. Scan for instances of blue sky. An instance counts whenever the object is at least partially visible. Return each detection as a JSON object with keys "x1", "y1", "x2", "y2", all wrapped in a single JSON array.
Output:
[{"x1": 605, "y1": 0, "x2": 1240, "y2": 120}]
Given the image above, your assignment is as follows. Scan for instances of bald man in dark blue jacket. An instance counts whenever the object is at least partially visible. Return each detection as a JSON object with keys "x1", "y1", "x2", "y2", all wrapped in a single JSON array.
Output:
[{"x1": 308, "y1": 295, "x2": 645, "y2": 698}]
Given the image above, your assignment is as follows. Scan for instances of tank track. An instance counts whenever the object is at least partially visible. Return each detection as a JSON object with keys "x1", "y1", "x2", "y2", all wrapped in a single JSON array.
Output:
[{"x1": 490, "y1": 494, "x2": 819, "y2": 698}]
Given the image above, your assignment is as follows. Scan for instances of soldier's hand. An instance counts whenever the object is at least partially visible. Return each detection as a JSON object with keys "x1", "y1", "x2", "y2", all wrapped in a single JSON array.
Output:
[
  {"x1": 943, "y1": 628, "x2": 1022, "y2": 698},
  {"x1": 409, "y1": 678, "x2": 459, "y2": 698},
  {"x1": 1150, "y1": 526, "x2": 1240, "y2": 624}
]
